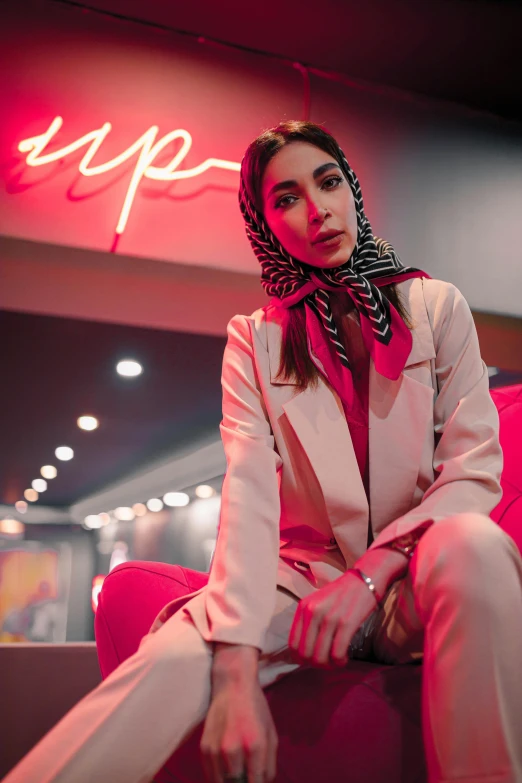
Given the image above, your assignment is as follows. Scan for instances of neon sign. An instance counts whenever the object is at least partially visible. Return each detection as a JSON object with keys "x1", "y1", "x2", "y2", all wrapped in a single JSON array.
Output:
[{"x1": 18, "y1": 116, "x2": 241, "y2": 235}]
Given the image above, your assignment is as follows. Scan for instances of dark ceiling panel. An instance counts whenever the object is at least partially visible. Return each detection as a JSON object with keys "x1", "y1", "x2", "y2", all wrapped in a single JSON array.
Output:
[
  {"x1": 0, "y1": 310, "x2": 226, "y2": 507},
  {"x1": 63, "y1": 0, "x2": 522, "y2": 123}
]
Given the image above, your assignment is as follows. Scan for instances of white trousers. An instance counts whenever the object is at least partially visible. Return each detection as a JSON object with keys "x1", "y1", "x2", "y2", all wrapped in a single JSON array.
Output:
[{"x1": 3, "y1": 512, "x2": 522, "y2": 783}]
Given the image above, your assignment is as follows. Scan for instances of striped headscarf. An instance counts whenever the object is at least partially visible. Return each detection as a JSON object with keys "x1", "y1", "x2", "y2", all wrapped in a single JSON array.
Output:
[{"x1": 238, "y1": 142, "x2": 429, "y2": 383}]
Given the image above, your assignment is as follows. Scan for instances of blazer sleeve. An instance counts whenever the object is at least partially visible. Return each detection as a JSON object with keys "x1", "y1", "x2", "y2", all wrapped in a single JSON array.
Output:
[
  {"x1": 369, "y1": 278, "x2": 503, "y2": 550},
  {"x1": 204, "y1": 313, "x2": 283, "y2": 651}
]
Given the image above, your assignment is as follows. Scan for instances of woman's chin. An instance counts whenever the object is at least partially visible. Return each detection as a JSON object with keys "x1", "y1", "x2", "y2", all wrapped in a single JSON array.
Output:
[{"x1": 308, "y1": 246, "x2": 348, "y2": 269}]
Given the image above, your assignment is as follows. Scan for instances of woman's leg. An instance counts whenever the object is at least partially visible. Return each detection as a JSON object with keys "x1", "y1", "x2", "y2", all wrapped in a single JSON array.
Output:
[
  {"x1": 3, "y1": 587, "x2": 301, "y2": 783},
  {"x1": 373, "y1": 512, "x2": 522, "y2": 783}
]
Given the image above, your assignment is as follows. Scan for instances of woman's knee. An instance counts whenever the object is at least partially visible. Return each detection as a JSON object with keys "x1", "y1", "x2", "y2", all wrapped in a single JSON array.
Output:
[
  {"x1": 137, "y1": 614, "x2": 212, "y2": 679},
  {"x1": 420, "y1": 512, "x2": 505, "y2": 561},
  {"x1": 416, "y1": 512, "x2": 514, "y2": 593}
]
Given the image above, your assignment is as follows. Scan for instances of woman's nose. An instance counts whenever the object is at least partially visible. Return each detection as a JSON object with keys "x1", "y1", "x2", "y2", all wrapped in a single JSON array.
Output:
[{"x1": 309, "y1": 205, "x2": 330, "y2": 223}]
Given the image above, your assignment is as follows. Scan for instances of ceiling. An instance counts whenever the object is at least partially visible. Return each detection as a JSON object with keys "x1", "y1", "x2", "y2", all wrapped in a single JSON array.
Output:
[
  {"x1": 0, "y1": 309, "x2": 225, "y2": 508},
  {"x1": 56, "y1": 0, "x2": 522, "y2": 124}
]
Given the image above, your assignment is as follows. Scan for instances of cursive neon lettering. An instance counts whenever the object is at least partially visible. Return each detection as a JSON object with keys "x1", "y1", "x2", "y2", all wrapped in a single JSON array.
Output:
[{"x1": 18, "y1": 116, "x2": 241, "y2": 235}]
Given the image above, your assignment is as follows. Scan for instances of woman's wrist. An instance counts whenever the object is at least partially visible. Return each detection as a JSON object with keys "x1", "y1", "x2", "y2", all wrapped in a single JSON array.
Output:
[
  {"x1": 211, "y1": 643, "x2": 260, "y2": 687},
  {"x1": 352, "y1": 545, "x2": 409, "y2": 597}
]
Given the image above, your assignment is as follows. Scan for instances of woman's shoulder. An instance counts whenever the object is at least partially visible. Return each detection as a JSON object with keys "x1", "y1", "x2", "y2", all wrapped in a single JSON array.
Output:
[
  {"x1": 225, "y1": 304, "x2": 276, "y2": 353},
  {"x1": 397, "y1": 275, "x2": 469, "y2": 321},
  {"x1": 396, "y1": 274, "x2": 457, "y2": 299},
  {"x1": 399, "y1": 276, "x2": 475, "y2": 358}
]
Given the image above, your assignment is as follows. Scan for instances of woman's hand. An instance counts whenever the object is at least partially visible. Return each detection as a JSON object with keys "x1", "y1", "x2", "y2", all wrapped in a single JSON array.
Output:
[
  {"x1": 288, "y1": 570, "x2": 380, "y2": 667},
  {"x1": 201, "y1": 645, "x2": 278, "y2": 783}
]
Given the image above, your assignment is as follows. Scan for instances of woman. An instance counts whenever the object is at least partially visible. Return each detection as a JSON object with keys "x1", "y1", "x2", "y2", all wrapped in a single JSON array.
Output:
[{"x1": 5, "y1": 121, "x2": 522, "y2": 783}]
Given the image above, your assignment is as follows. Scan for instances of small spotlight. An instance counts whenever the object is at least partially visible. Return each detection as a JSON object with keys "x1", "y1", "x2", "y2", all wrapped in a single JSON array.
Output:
[
  {"x1": 132, "y1": 503, "x2": 147, "y2": 517},
  {"x1": 56, "y1": 446, "x2": 74, "y2": 461},
  {"x1": 78, "y1": 415, "x2": 99, "y2": 431},
  {"x1": 146, "y1": 498, "x2": 163, "y2": 512},
  {"x1": 41, "y1": 465, "x2": 57, "y2": 479},
  {"x1": 195, "y1": 485, "x2": 216, "y2": 499},
  {"x1": 15, "y1": 501, "x2": 28, "y2": 514},
  {"x1": 99, "y1": 512, "x2": 111, "y2": 525},
  {"x1": 24, "y1": 488, "x2": 38, "y2": 502},
  {"x1": 84, "y1": 515, "x2": 103, "y2": 529},
  {"x1": 32, "y1": 478, "x2": 47, "y2": 493},
  {"x1": 0, "y1": 518, "x2": 24, "y2": 536},
  {"x1": 117, "y1": 360, "x2": 143, "y2": 378},
  {"x1": 163, "y1": 492, "x2": 190, "y2": 507},
  {"x1": 114, "y1": 507, "x2": 135, "y2": 521}
]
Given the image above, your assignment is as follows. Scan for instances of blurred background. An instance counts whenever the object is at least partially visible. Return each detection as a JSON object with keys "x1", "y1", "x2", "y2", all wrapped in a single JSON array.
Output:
[{"x1": 1, "y1": 0, "x2": 521, "y2": 643}]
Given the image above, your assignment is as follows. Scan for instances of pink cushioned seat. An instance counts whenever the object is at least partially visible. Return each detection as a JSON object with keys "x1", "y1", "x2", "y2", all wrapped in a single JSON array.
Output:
[{"x1": 95, "y1": 384, "x2": 522, "y2": 783}]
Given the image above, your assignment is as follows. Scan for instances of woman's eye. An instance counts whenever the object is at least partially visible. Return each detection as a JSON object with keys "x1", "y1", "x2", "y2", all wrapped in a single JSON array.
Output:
[
  {"x1": 275, "y1": 176, "x2": 343, "y2": 209},
  {"x1": 276, "y1": 194, "x2": 296, "y2": 209},
  {"x1": 322, "y1": 175, "x2": 343, "y2": 189}
]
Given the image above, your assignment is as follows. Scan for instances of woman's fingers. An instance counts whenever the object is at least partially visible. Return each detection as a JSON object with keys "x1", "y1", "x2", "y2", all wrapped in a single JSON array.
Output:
[
  {"x1": 200, "y1": 739, "x2": 224, "y2": 783},
  {"x1": 287, "y1": 605, "x2": 303, "y2": 652},
  {"x1": 245, "y1": 738, "x2": 267, "y2": 782},
  {"x1": 221, "y1": 744, "x2": 246, "y2": 781},
  {"x1": 290, "y1": 602, "x2": 322, "y2": 661},
  {"x1": 299, "y1": 605, "x2": 320, "y2": 659},
  {"x1": 311, "y1": 616, "x2": 337, "y2": 666},
  {"x1": 330, "y1": 620, "x2": 354, "y2": 665},
  {"x1": 289, "y1": 584, "x2": 375, "y2": 666}
]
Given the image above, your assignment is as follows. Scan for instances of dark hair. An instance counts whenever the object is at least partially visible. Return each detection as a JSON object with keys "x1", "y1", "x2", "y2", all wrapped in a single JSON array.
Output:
[{"x1": 241, "y1": 120, "x2": 413, "y2": 391}]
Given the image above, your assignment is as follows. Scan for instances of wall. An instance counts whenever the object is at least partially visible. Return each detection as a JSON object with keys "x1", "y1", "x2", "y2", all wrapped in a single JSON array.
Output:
[{"x1": 0, "y1": 0, "x2": 521, "y2": 318}]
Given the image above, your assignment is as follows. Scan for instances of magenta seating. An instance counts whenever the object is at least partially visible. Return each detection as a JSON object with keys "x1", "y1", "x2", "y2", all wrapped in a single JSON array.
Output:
[{"x1": 95, "y1": 384, "x2": 522, "y2": 783}]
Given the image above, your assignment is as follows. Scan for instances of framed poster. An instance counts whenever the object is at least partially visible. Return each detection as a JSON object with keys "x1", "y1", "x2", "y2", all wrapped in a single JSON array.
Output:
[{"x1": 0, "y1": 541, "x2": 72, "y2": 643}]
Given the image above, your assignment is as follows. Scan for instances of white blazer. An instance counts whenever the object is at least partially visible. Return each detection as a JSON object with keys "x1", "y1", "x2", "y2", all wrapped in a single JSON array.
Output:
[{"x1": 151, "y1": 276, "x2": 503, "y2": 651}]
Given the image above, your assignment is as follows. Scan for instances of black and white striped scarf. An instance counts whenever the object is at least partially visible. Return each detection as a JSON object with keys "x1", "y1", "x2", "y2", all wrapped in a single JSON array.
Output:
[{"x1": 238, "y1": 144, "x2": 428, "y2": 379}]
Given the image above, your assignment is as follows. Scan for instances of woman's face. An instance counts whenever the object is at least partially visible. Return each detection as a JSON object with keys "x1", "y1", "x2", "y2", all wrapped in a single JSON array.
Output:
[{"x1": 260, "y1": 141, "x2": 358, "y2": 269}]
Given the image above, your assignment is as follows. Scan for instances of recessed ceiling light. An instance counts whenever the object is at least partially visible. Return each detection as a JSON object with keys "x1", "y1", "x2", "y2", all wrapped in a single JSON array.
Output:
[
  {"x1": 55, "y1": 446, "x2": 74, "y2": 461},
  {"x1": 0, "y1": 518, "x2": 24, "y2": 536},
  {"x1": 84, "y1": 515, "x2": 103, "y2": 529},
  {"x1": 78, "y1": 415, "x2": 99, "y2": 431},
  {"x1": 163, "y1": 492, "x2": 190, "y2": 507},
  {"x1": 132, "y1": 503, "x2": 147, "y2": 517},
  {"x1": 32, "y1": 479, "x2": 47, "y2": 493},
  {"x1": 146, "y1": 498, "x2": 163, "y2": 512},
  {"x1": 41, "y1": 465, "x2": 57, "y2": 479},
  {"x1": 15, "y1": 501, "x2": 28, "y2": 514},
  {"x1": 195, "y1": 485, "x2": 215, "y2": 499},
  {"x1": 24, "y1": 488, "x2": 38, "y2": 502},
  {"x1": 114, "y1": 507, "x2": 135, "y2": 521},
  {"x1": 116, "y1": 360, "x2": 143, "y2": 378}
]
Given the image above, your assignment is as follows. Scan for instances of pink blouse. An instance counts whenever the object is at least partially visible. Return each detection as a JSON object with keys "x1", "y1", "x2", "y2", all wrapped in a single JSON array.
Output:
[{"x1": 309, "y1": 300, "x2": 374, "y2": 546}]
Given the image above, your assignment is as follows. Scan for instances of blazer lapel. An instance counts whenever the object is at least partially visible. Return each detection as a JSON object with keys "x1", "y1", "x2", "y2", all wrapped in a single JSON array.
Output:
[
  {"x1": 267, "y1": 308, "x2": 369, "y2": 561},
  {"x1": 265, "y1": 277, "x2": 436, "y2": 554}
]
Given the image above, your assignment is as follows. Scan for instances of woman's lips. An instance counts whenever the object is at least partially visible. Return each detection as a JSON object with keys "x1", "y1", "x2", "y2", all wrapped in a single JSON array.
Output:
[{"x1": 313, "y1": 231, "x2": 344, "y2": 248}]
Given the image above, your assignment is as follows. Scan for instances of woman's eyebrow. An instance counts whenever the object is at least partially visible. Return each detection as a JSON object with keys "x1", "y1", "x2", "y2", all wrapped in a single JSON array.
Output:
[{"x1": 267, "y1": 162, "x2": 342, "y2": 200}]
